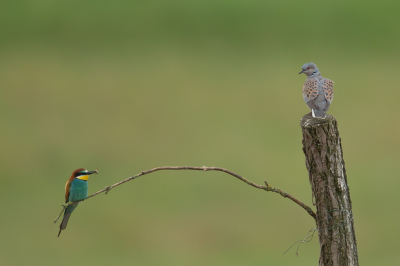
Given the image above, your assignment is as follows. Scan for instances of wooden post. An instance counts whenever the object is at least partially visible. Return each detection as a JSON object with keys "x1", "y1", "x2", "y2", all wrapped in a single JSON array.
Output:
[{"x1": 300, "y1": 113, "x2": 359, "y2": 266}]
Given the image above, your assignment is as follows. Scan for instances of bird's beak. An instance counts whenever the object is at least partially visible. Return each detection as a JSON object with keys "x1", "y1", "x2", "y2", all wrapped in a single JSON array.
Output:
[
  {"x1": 299, "y1": 70, "x2": 304, "y2": 74},
  {"x1": 87, "y1": 169, "x2": 98, "y2": 175}
]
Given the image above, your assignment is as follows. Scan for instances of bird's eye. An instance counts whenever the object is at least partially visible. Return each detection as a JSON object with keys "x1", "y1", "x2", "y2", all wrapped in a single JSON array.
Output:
[
  {"x1": 75, "y1": 170, "x2": 87, "y2": 177},
  {"x1": 307, "y1": 67, "x2": 310, "y2": 69}
]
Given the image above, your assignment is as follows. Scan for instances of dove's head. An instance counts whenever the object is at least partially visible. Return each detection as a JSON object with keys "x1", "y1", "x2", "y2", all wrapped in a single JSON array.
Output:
[{"x1": 299, "y1": 62, "x2": 319, "y2": 77}]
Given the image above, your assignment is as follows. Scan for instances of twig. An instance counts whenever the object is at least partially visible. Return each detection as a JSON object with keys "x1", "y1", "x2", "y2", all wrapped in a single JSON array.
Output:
[
  {"x1": 283, "y1": 228, "x2": 317, "y2": 256},
  {"x1": 283, "y1": 210, "x2": 353, "y2": 256},
  {"x1": 53, "y1": 202, "x2": 78, "y2": 223},
  {"x1": 54, "y1": 166, "x2": 316, "y2": 221}
]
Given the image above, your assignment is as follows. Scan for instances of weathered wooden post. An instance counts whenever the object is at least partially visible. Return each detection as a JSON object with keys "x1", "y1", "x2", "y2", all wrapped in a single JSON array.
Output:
[{"x1": 301, "y1": 113, "x2": 359, "y2": 266}]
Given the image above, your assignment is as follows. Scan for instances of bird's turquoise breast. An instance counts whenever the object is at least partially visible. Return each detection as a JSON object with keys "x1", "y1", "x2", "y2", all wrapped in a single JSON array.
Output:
[{"x1": 68, "y1": 178, "x2": 88, "y2": 202}]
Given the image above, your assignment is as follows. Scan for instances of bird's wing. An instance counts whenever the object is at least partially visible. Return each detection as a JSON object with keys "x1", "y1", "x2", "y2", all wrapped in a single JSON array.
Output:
[
  {"x1": 323, "y1": 79, "x2": 334, "y2": 103},
  {"x1": 65, "y1": 180, "x2": 72, "y2": 203},
  {"x1": 302, "y1": 79, "x2": 319, "y2": 103}
]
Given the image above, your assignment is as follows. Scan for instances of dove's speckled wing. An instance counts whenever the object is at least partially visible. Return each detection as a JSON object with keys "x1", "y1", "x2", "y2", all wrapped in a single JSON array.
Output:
[
  {"x1": 302, "y1": 78, "x2": 319, "y2": 107},
  {"x1": 323, "y1": 79, "x2": 334, "y2": 103}
]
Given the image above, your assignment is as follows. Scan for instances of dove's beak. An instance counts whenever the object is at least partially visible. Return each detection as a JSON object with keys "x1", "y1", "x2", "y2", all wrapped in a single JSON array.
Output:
[{"x1": 299, "y1": 70, "x2": 304, "y2": 74}]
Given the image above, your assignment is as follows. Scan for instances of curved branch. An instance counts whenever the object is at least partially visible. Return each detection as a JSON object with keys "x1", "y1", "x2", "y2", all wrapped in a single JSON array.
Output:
[{"x1": 54, "y1": 166, "x2": 316, "y2": 223}]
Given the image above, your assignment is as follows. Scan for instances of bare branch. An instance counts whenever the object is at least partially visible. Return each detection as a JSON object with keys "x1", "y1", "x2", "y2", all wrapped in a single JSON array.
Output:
[
  {"x1": 53, "y1": 202, "x2": 78, "y2": 223},
  {"x1": 55, "y1": 166, "x2": 316, "y2": 221}
]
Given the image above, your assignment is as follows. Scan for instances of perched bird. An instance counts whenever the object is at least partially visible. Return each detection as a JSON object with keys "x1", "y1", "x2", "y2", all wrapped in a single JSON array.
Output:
[
  {"x1": 58, "y1": 168, "x2": 98, "y2": 237},
  {"x1": 299, "y1": 62, "x2": 334, "y2": 118}
]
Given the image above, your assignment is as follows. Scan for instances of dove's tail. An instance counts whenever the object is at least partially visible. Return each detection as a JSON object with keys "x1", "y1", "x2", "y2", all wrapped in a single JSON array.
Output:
[{"x1": 312, "y1": 109, "x2": 326, "y2": 119}]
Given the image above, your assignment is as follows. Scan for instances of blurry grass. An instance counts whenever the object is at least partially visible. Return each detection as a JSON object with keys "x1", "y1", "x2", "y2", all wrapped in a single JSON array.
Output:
[
  {"x1": 1, "y1": 1, "x2": 400, "y2": 265},
  {"x1": 1, "y1": 1, "x2": 400, "y2": 57}
]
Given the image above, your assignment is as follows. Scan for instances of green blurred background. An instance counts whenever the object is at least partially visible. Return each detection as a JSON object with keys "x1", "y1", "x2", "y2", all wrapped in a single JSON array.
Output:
[{"x1": 1, "y1": 1, "x2": 399, "y2": 265}]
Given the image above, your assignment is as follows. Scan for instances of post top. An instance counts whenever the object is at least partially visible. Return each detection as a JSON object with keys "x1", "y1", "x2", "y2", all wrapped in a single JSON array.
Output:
[{"x1": 300, "y1": 112, "x2": 336, "y2": 128}]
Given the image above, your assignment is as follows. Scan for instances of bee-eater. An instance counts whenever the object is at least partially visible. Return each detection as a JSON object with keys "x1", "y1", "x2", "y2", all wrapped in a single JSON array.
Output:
[{"x1": 58, "y1": 168, "x2": 98, "y2": 237}]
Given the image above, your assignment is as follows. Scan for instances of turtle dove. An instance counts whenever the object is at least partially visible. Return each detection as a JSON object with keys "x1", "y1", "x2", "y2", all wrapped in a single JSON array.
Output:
[{"x1": 299, "y1": 62, "x2": 334, "y2": 118}]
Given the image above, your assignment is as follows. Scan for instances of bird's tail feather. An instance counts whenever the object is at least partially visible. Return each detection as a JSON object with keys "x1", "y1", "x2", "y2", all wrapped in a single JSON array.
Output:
[
  {"x1": 58, "y1": 211, "x2": 72, "y2": 237},
  {"x1": 312, "y1": 109, "x2": 326, "y2": 118},
  {"x1": 58, "y1": 205, "x2": 76, "y2": 237}
]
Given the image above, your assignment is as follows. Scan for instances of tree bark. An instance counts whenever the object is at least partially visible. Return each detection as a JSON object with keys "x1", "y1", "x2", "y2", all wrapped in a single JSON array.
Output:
[{"x1": 300, "y1": 113, "x2": 359, "y2": 266}]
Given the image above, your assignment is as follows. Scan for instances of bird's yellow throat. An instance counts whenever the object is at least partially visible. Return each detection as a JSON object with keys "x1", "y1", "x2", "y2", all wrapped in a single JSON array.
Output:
[{"x1": 76, "y1": 175, "x2": 89, "y2": 181}]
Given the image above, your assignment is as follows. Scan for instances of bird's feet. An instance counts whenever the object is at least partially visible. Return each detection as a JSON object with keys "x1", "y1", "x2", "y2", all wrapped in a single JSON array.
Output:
[
  {"x1": 62, "y1": 202, "x2": 73, "y2": 209},
  {"x1": 61, "y1": 201, "x2": 78, "y2": 209}
]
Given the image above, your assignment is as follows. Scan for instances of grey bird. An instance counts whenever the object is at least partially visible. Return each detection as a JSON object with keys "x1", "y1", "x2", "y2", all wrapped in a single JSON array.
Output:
[{"x1": 299, "y1": 63, "x2": 334, "y2": 118}]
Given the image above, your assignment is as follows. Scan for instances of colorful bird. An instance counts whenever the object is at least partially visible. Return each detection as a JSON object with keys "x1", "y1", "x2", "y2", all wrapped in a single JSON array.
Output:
[
  {"x1": 58, "y1": 168, "x2": 98, "y2": 237},
  {"x1": 299, "y1": 62, "x2": 334, "y2": 118}
]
